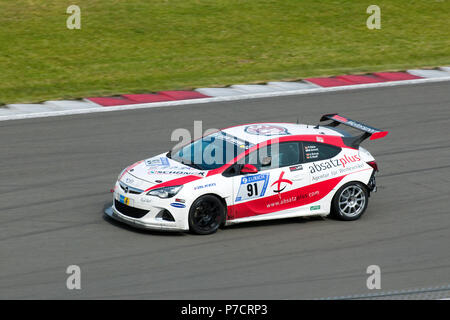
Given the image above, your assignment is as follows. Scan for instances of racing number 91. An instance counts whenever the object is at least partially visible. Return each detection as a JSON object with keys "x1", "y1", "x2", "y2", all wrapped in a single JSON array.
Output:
[
  {"x1": 225, "y1": 305, "x2": 268, "y2": 315},
  {"x1": 247, "y1": 183, "x2": 259, "y2": 197}
]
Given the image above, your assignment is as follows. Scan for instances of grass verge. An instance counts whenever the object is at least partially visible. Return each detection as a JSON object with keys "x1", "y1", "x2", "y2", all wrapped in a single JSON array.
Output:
[{"x1": 0, "y1": 0, "x2": 449, "y2": 104}]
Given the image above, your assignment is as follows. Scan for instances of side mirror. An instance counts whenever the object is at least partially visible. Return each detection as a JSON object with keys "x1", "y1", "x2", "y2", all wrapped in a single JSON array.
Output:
[{"x1": 241, "y1": 164, "x2": 258, "y2": 174}]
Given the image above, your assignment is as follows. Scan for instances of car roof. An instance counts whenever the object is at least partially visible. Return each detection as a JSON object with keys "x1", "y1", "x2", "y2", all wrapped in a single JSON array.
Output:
[{"x1": 221, "y1": 122, "x2": 345, "y2": 145}]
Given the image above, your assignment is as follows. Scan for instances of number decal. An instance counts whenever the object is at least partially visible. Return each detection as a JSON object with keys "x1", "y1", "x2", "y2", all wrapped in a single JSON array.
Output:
[
  {"x1": 236, "y1": 174, "x2": 269, "y2": 202},
  {"x1": 247, "y1": 183, "x2": 259, "y2": 197},
  {"x1": 247, "y1": 184, "x2": 253, "y2": 197}
]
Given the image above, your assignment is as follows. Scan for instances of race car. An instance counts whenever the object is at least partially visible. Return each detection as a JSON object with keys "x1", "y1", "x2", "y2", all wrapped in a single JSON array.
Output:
[{"x1": 104, "y1": 114, "x2": 388, "y2": 234}]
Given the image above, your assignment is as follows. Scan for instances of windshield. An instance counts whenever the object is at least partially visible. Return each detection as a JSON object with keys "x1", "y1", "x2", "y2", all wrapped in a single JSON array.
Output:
[{"x1": 169, "y1": 131, "x2": 254, "y2": 170}]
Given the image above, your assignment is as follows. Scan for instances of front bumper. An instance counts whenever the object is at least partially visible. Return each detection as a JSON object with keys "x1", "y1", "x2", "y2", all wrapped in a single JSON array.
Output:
[
  {"x1": 105, "y1": 179, "x2": 189, "y2": 231},
  {"x1": 104, "y1": 204, "x2": 185, "y2": 232}
]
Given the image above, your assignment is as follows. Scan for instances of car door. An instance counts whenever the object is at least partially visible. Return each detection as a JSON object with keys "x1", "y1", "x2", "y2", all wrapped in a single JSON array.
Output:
[
  {"x1": 296, "y1": 141, "x2": 344, "y2": 213},
  {"x1": 229, "y1": 141, "x2": 311, "y2": 220}
]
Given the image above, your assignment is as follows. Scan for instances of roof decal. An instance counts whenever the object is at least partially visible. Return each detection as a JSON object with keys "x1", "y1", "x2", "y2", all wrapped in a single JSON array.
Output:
[{"x1": 244, "y1": 124, "x2": 291, "y2": 136}]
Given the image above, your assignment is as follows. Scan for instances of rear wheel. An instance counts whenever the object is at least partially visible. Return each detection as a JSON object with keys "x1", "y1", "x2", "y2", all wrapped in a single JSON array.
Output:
[
  {"x1": 188, "y1": 195, "x2": 225, "y2": 235},
  {"x1": 331, "y1": 182, "x2": 368, "y2": 221}
]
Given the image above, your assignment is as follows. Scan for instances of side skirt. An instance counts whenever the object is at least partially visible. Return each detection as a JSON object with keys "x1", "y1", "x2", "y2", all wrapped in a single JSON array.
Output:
[{"x1": 224, "y1": 205, "x2": 330, "y2": 226}]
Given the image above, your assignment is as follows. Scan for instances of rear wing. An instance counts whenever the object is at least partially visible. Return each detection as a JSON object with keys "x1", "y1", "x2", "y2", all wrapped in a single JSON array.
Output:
[{"x1": 320, "y1": 113, "x2": 388, "y2": 148}]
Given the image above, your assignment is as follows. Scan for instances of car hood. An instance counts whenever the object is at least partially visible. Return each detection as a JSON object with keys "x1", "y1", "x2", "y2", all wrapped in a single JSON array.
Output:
[{"x1": 120, "y1": 154, "x2": 207, "y2": 190}]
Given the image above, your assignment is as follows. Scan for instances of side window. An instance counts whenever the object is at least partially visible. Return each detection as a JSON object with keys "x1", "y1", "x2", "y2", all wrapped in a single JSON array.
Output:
[
  {"x1": 244, "y1": 142, "x2": 301, "y2": 171},
  {"x1": 301, "y1": 142, "x2": 341, "y2": 163}
]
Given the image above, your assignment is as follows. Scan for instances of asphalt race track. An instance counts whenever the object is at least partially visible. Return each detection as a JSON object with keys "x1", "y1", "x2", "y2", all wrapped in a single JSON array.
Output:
[{"x1": 0, "y1": 82, "x2": 449, "y2": 299}]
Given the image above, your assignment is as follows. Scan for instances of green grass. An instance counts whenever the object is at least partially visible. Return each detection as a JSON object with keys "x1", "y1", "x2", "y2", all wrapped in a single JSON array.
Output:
[{"x1": 0, "y1": 0, "x2": 448, "y2": 104}]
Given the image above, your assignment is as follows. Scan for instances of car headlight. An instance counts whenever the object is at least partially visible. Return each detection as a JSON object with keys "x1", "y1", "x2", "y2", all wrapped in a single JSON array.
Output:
[{"x1": 147, "y1": 185, "x2": 183, "y2": 198}]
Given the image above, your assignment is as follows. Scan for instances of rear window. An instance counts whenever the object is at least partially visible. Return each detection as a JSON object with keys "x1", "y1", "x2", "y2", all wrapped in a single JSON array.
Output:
[{"x1": 301, "y1": 142, "x2": 341, "y2": 162}]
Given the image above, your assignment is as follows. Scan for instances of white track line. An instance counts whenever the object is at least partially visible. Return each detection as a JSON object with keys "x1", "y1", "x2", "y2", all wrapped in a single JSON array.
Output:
[{"x1": 1, "y1": 76, "x2": 450, "y2": 122}]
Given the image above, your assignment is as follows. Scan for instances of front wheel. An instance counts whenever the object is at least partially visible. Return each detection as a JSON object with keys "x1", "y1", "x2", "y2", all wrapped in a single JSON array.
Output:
[
  {"x1": 331, "y1": 182, "x2": 368, "y2": 221},
  {"x1": 188, "y1": 195, "x2": 225, "y2": 235}
]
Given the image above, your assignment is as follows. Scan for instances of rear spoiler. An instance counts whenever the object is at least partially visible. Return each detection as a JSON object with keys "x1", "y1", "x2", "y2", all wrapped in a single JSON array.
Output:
[{"x1": 320, "y1": 113, "x2": 388, "y2": 148}]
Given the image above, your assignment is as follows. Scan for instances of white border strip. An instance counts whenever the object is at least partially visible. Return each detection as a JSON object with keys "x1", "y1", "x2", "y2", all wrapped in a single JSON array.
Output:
[{"x1": 1, "y1": 76, "x2": 450, "y2": 122}]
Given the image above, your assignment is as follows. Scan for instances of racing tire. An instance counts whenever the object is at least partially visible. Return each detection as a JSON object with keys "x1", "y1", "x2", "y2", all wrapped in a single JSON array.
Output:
[
  {"x1": 331, "y1": 182, "x2": 369, "y2": 221},
  {"x1": 188, "y1": 195, "x2": 225, "y2": 235}
]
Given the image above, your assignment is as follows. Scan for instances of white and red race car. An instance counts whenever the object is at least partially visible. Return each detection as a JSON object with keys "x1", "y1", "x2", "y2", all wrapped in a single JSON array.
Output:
[{"x1": 105, "y1": 114, "x2": 388, "y2": 234}]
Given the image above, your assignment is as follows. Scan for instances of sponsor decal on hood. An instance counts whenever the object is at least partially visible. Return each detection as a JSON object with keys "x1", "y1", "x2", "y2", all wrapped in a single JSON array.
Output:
[
  {"x1": 145, "y1": 157, "x2": 170, "y2": 167},
  {"x1": 126, "y1": 155, "x2": 206, "y2": 185}
]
